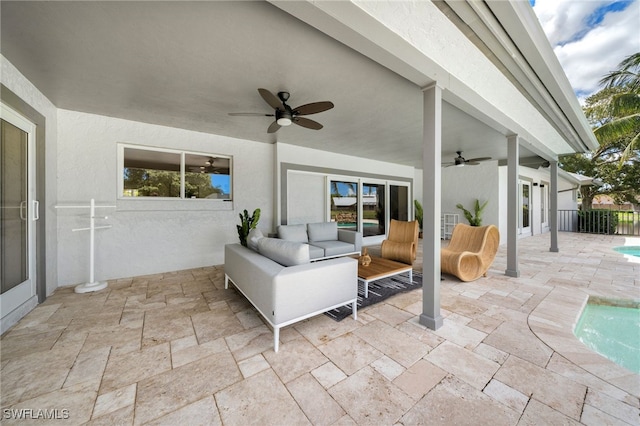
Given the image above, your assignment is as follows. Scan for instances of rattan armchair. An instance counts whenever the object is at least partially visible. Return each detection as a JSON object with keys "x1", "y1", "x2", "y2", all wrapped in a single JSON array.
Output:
[
  {"x1": 440, "y1": 223, "x2": 499, "y2": 282},
  {"x1": 380, "y1": 219, "x2": 419, "y2": 265}
]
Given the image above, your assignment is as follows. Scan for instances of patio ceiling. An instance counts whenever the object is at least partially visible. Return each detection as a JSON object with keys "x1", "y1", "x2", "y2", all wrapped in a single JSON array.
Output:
[{"x1": 1, "y1": 0, "x2": 545, "y2": 169}]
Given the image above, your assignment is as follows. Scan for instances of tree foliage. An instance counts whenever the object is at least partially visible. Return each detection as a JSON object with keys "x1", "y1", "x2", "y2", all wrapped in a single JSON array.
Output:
[
  {"x1": 560, "y1": 53, "x2": 640, "y2": 210},
  {"x1": 124, "y1": 168, "x2": 223, "y2": 198}
]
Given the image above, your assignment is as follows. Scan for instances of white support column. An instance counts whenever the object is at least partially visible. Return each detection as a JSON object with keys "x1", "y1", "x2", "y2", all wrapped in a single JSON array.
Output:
[
  {"x1": 549, "y1": 160, "x2": 559, "y2": 252},
  {"x1": 505, "y1": 135, "x2": 520, "y2": 277},
  {"x1": 419, "y1": 83, "x2": 443, "y2": 331}
]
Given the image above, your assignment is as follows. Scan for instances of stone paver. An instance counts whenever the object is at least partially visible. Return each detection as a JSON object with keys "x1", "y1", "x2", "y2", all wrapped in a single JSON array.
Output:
[{"x1": 1, "y1": 233, "x2": 638, "y2": 425}]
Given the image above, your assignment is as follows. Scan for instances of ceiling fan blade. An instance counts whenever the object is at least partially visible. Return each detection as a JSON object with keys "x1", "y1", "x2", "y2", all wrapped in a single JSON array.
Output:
[
  {"x1": 466, "y1": 162, "x2": 480, "y2": 166},
  {"x1": 258, "y1": 88, "x2": 283, "y2": 111},
  {"x1": 228, "y1": 112, "x2": 274, "y2": 117},
  {"x1": 293, "y1": 101, "x2": 334, "y2": 116},
  {"x1": 466, "y1": 157, "x2": 491, "y2": 162},
  {"x1": 267, "y1": 121, "x2": 281, "y2": 133},
  {"x1": 293, "y1": 117, "x2": 323, "y2": 130}
]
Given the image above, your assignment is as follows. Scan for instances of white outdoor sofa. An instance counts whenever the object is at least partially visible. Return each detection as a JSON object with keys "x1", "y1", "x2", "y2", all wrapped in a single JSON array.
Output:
[{"x1": 224, "y1": 239, "x2": 358, "y2": 352}]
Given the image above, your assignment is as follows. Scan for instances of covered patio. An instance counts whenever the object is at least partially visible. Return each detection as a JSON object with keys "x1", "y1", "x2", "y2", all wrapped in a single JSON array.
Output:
[{"x1": 2, "y1": 233, "x2": 638, "y2": 424}]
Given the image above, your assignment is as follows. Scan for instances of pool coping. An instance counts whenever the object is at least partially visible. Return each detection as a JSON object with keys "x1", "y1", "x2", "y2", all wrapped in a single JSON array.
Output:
[{"x1": 529, "y1": 286, "x2": 640, "y2": 398}]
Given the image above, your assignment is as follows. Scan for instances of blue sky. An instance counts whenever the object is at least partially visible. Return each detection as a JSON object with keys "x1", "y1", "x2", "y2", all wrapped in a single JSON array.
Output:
[
  {"x1": 211, "y1": 175, "x2": 230, "y2": 194},
  {"x1": 531, "y1": 0, "x2": 639, "y2": 102}
]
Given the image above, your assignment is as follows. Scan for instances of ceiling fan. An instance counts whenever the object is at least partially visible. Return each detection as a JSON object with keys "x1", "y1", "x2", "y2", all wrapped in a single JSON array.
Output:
[
  {"x1": 187, "y1": 157, "x2": 229, "y2": 174},
  {"x1": 228, "y1": 88, "x2": 334, "y2": 133},
  {"x1": 442, "y1": 151, "x2": 492, "y2": 167}
]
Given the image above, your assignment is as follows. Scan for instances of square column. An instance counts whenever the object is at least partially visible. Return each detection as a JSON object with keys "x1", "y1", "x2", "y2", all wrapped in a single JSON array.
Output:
[
  {"x1": 419, "y1": 84, "x2": 443, "y2": 330},
  {"x1": 549, "y1": 160, "x2": 559, "y2": 252},
  {"x1": 505, "y1": 134, "x2": 520, "y2": 277}
]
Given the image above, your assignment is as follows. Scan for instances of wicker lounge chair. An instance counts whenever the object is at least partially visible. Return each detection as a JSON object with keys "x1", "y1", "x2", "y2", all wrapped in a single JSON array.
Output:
[
  {"x1": 441, "y1": 223, "x2": 499, "y2": 282},
  {"x1": 380, "y1": 219, "x2": 419, "y2": 265}
]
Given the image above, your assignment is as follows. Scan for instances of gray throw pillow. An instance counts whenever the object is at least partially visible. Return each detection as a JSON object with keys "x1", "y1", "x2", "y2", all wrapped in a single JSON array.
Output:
[
  {"x1": 277, "y1": 224, "x2": 309, "y2": 243},
  {"x1": 258, "y1": 238, "x2": 310, "y2": 266},
  {"x1": 307, "y1": 222, "x2": 338, "y2": 242}
]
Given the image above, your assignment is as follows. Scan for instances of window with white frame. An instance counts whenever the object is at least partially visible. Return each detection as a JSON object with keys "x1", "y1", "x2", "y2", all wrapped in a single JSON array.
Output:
[{"x1": 119, "y1": 145, "x2": 232, "y2": 200}]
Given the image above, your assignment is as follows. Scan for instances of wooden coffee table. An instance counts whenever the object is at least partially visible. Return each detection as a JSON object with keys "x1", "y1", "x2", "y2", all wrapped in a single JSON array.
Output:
[{"x1": 357, "y1": 256, "x2": 413, "y2": 298}]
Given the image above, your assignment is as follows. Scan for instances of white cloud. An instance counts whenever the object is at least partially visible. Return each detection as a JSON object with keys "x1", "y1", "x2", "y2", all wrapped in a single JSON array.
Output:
[{"x1": 533, "y1": 0, "x2": 640, "y2": 101}]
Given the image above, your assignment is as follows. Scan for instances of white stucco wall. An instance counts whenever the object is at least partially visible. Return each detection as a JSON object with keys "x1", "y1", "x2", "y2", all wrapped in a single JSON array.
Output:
[
  {"x1": 56, "y1": 110, "x2": 274, "y2": 285},
  {"x1": 441, "y1": 161, "x2": 500, "y2": 230},
  {"x1": 1, "y1": 55, "x2": 59, "y2": 296}
]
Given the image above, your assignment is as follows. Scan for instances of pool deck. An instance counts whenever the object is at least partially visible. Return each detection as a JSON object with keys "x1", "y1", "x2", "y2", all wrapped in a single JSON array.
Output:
[{"x1": 1, "y1": 232, "x2": 639, "y2": 425}]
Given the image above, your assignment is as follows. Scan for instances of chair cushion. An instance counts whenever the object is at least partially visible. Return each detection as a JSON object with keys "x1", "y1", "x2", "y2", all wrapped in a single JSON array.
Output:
[
  {"x1": 277, "y1": 224, "x2": 309, "y2": 243},
  {"x1": 247, "y1": 228, "x2": 264, "y2": 252},
  {"x1": 258, "y1": 237, "x2": 310, "y2": 267},
  {"x1": 307, "y1": 222, "x2": 338, "y2": 242}
]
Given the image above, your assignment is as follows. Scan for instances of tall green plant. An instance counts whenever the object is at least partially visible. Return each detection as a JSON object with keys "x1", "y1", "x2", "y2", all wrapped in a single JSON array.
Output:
[
  {"x1": 456, "y1": 199, "x2": 488, "y2": 226},
  {"x1": 237, "y1": 208, "x2": 261, "y2": 247},
  {"x1": 414, "y1": 200, "x2": 423, "y2": 230}
]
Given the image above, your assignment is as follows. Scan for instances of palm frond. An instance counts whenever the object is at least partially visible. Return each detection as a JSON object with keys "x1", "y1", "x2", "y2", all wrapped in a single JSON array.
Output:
[
  {"x1": 608, "y1": 93, "x2": 640, "y2": 118},
  {"x1": 594, "y1": 114, "x2": 640, "y2": 145},
  {"x1": 599, "y1": 52, "x2": 640, "y2": 92}
]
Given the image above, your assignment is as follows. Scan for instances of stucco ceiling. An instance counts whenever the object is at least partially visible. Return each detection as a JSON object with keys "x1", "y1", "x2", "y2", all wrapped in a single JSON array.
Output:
[{"x1": 0, "y1": 0, "x2": 539, "y2": 169}]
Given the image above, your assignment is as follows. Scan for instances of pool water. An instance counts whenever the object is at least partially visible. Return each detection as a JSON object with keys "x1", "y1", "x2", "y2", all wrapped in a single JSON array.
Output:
[
  {"x1": 614, "y1": 246, "x2": 640, "y2": 258},
  {"x1": 574, "y1": 302, "x2": 640, "y2": 374}
]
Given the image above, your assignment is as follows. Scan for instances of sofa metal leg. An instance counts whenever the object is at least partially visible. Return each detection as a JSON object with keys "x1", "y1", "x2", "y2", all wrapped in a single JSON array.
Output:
[
  {"x1": 352, "y1": 301, "x2": 357, "y2": 321},
  {"x1": 274, "y1": 327, "x2": 280, "y2": 352},
  {"x1": 224, "y1": 274, "x2": 229, "y2": 289}
]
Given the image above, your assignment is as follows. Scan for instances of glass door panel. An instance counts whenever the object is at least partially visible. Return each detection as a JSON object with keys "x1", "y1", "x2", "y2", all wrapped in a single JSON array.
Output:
[
  {"x1": 520, "y1": 181, "x2": 531, "y2": 235},
  {"x1": 330, "y1": 180, "x2": 358, "y2": 231},
  {"x1": 1, "y1": 110, "x2": 36, "y2": 325},
  {"x1": 362, "y1": 183, "x2": 385, "y2": 237},
  {"x1": 1, "y1": 119, "x2": 28, "y2": 294},
  {"x1": 390, "y1": 185, "x2": 409, "y2": 221}
]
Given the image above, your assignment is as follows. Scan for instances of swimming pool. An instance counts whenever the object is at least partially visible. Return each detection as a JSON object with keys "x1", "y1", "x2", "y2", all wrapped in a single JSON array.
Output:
[
  {"x1": 574, "y1": 299, "x2": 640, "y2": 374},
  {"x1": 613, "y1": 246, "x2": 640, "y2": 258}
]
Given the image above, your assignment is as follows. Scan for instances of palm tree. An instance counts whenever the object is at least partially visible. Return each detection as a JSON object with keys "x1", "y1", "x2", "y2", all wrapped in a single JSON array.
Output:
[
  {"x1": 591, "y1": 53, "x2": 640, "y2": 165},
  {"x1": 599, "y1": 52, "x2": 640, "y2": 92}
]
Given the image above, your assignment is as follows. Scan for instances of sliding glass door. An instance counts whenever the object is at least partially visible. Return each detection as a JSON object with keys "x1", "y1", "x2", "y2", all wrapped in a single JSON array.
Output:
[
  {"x1": 1, "y1": 106, "x2": 37, "y2": 325},
  {"x1": 328, "y1": 177, "x2": 411, "y2": 244}
]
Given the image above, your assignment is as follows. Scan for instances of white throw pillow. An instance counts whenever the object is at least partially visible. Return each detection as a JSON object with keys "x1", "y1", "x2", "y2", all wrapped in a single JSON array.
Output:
[
  {"x1": 258, "y1": 237, "x2": 310, "y2": 266},
  {"x1": 247, "y1": 228, "x2": 264, "y2": 252}
]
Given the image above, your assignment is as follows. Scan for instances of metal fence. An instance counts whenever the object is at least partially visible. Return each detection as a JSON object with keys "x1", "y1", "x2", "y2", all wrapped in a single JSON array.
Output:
[{"x1": 558, "y1": 210, "x2": 640, "y2": 236}]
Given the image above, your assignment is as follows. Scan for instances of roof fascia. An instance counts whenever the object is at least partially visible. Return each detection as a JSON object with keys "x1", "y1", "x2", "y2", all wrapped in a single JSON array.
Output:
[{"x1": 440, "y1": 0, "x2": 598, "y2": 153}]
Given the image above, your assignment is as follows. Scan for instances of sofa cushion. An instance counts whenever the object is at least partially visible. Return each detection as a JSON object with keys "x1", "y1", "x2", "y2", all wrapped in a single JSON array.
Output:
[
  {"x1": 247, "y1": 228, "x2": 264, "y2": 252},
  {"x1": 308, "y1": 244, "x2": 325, "y2": 260},
  {"x1": 277, "y1": 224, "x2": 309, "y2": 243},
  {"x1": 307, "y1": 222, "x2": 338, "y2": 242},
  {"x1": 310, "y1": 240, "x2": 356, "y2": 257},
  {"x1": 258, "y1": 237, "x2": 310, "y2": 266}
]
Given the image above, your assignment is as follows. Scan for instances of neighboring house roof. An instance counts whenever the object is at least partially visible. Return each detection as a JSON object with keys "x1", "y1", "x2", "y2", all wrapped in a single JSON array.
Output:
[{"x1": 561, "y1": 171, "x2": 603, "y2": 187}]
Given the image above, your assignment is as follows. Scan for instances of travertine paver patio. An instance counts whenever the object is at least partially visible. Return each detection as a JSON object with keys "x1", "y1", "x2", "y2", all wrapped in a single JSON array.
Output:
[{"x1": 1, "y1": 232, "x2": 638, "y2": 425}]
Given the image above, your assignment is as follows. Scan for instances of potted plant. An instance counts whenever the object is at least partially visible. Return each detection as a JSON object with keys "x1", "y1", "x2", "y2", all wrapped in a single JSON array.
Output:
[
  {"x1": 237, "y1": 208, "x2": 261, "y2": 247},
  {"x1": 456, "y1": 199, "x2": 488, "y2": 226},
  {"x1": 414, "y1": 200, "x2": 423, "y2": 238}
]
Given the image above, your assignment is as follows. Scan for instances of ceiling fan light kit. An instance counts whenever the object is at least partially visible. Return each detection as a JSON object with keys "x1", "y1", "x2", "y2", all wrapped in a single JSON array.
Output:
[{"x1": 229, "y1": 88, "x2": 334, "y2": 133}]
